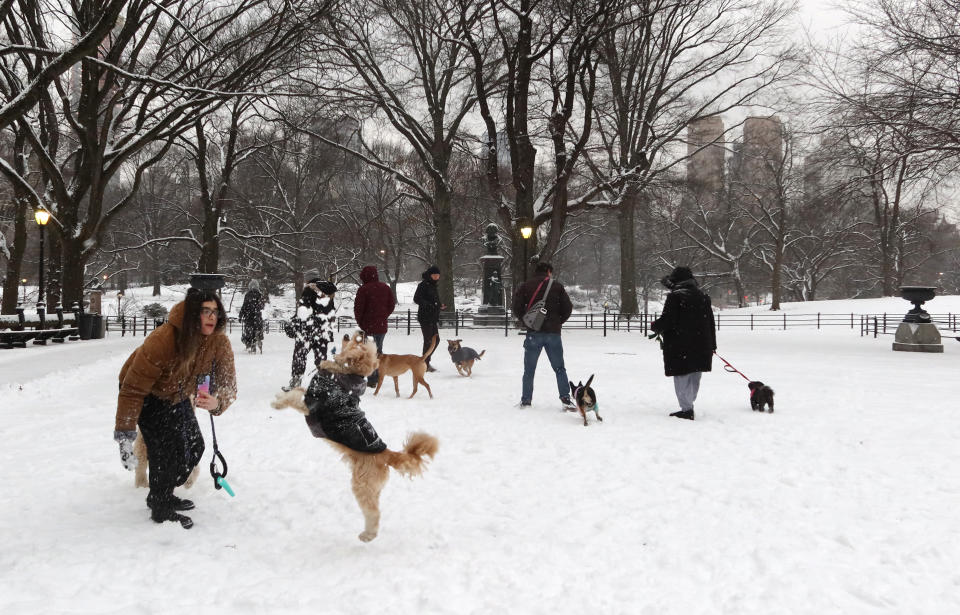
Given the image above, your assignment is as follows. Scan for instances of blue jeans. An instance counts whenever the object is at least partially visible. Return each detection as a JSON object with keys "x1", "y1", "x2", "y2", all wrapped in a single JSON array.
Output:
[{"x1": 521, "y1": 332, "x2": 569, "y2": 403}]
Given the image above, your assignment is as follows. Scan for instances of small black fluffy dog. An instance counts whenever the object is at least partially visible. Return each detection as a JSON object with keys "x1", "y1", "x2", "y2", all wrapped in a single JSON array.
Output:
[
  {"x1": 748, "y1": 381, "x2": 775, "y2": 413},
  {"x1": 569, "y1": 375, "x2": 602, "y2": 426}
]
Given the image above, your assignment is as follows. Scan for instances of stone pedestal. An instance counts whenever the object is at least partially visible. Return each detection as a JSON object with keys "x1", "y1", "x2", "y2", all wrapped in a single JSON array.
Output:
[
  {"x1": 88, "y1": 290, "x2": 103, "y2": 314},
  {"x1": 892, "y1": 322, "x2": 943, "y2": 353}
]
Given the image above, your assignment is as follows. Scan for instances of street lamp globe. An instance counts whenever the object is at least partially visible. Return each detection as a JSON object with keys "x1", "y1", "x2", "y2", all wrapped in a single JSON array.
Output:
[
  {"x1": 34, "y1": 209, "x2": 50, "y2": 226},
  {"x1": 520, "y1": 225, "x2": 533, "y2": 240}
]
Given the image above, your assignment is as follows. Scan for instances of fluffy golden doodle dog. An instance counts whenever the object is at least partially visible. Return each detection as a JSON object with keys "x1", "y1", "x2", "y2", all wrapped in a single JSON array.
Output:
[
  {"x1": 374, "y1": 334, "x2": 437, "y2": 398},
  {"x1": 271, "y1": 331, "x2": 439, "y2": 542}
]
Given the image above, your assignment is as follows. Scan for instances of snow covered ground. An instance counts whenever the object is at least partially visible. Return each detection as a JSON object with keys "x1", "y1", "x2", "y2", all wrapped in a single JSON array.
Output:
[{"x1": 1, "y1": 295, "x2": 959, "y2": 614}]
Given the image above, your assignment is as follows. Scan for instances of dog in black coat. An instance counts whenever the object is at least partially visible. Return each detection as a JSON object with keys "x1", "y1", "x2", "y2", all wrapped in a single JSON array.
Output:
[
  {"x1": 569, "y1": 375, "x2": 602, "y2": 426},
  {"x1": 748, "y1": 381, "x2": 775, "y2": 413},
  {"x1": 446, "y1": 339, "x2": 485, "y2": 377}
]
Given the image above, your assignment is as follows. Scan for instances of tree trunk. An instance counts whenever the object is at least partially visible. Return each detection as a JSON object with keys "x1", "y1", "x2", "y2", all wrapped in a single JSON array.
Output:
[
  {"x1": 1, "y1": 197, "x2": 27, "y2": 314},
  {"x1": 618, "y1": 189, "x2": 639, "y2": 314},
  {"x1": 433, "y1": 186, "x2": 455, "y2": 313},
  {"x1": 45, "y1": 228, "x2": 62, "y2": 307},
  {"x1": 60, "y1": 239, "x2": 86, "y2": 308}
]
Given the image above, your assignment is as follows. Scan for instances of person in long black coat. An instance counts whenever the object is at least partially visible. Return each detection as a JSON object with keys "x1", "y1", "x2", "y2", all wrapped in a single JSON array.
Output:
[
  {"x1": 238, "y1": 279, "x2": 266, "y2": 353},
  {"x1": 650, "y1": 266, "x2": 716, "y2": 421},
  {"x1": 413, "y1": 265, "x2": 444, "y2": 371}
]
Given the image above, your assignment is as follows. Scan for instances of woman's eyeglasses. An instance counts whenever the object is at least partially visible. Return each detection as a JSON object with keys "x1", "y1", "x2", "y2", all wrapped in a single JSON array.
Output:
[{"x1": 200, "y1": 307, "x2": 222, "y2": 318}]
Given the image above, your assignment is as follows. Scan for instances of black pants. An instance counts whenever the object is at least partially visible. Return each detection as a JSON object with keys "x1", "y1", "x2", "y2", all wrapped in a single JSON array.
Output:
[
  {"x1": 419, "y1": 321, "x2": 438, "y2": 366},
  {"x1": 291, "y1": 339, "x2": 328, "y2": 386},
  {"x1": 137, "y1": 395, "x2": 205, "y2": 511}
]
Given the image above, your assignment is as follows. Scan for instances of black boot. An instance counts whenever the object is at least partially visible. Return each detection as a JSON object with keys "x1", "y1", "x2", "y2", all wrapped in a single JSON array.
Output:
[
  {"x1": 170, "y1": 495, "x2": 195, "y2": 511},
  {"x1": 669, "y1": 409, "x2": 695, "y2": 420},
  {"x1": 150, "y1": 506, "x2": 194, "y2": 529},
  {"x1": 148, "y1": 491, "x2": 194, "y2": 528}
]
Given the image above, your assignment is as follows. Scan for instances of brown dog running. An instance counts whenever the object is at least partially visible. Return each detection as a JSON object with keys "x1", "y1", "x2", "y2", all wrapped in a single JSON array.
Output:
[
  {"x1": 270, "y1": 388, "x2": 438, "y2": 542},
  {"x1": 446, "y1": 339, "x2": 485, "y2": 377},
  {"x1": 374, "y1": 334, "x2": 438, "y2": 398}
]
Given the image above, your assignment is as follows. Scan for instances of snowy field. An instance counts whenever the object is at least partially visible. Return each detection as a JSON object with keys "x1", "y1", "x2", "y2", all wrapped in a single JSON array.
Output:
[{"x1": 2, "y1": 295, "x2": 960, "y2": 614}]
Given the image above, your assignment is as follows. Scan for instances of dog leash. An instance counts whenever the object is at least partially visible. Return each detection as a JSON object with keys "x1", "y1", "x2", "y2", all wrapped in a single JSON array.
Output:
[
  {"x1": 206, "y1": 360, "x2": 235, "y2": 497},
  {"x1": 713, "y1": 351, "x2": 751, "y2": 382}
]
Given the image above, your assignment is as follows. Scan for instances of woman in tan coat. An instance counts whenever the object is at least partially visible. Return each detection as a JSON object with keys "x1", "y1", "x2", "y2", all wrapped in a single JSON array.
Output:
[{"x1": 114, "y1": 288, "x2": 237, "y2": 529}]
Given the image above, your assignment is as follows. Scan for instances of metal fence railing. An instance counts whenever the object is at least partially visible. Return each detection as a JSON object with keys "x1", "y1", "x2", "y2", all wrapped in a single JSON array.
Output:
[{"x1": 100, "y1": 310, "x2": 960, "y2": 339}]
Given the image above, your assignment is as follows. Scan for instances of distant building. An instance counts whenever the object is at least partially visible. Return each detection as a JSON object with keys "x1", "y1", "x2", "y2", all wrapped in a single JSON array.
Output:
[{"x1": 686, "y1": 116, "x2": 725, "y2": 197}]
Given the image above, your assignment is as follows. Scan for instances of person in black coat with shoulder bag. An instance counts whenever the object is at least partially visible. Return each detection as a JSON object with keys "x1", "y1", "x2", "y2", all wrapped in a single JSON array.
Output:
[{"x1": 650, "y1": 266, "x2": 716, "y2": 421}]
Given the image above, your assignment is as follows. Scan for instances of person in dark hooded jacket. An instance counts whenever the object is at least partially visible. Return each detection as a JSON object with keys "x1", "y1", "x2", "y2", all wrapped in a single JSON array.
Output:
[
  {"x1": 286, "y1": 279, "x2": 338, "y2": 389},
  {"x1": 650, "y1": 266, "x2": 716, "y2": 420},
  {"x1": 238, "y1": 279, "x2": 266, "y2": 353},
  {"x1": 354, "y1": 265, "x2": 395, "y2": 386},
  {"x1": 413, "y1": 265, "x2": 444, "y2": 371}
]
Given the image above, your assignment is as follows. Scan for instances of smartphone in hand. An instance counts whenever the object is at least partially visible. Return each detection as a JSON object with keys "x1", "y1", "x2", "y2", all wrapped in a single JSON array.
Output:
[{"x1": 197, "y1": 375, "x2": 210, "y2": 395}]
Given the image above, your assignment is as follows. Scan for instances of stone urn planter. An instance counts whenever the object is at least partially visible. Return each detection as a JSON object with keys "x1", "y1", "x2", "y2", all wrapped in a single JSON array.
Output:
[
  {"x1": 892, "y1": 285, "x2": 942, "y2": 352},
  {"x1": 190, "y1": 273, "x2": 225, "y2": 291},
  {"x1": 899, "y1": 286, "x2": 936, "y2": 323}
]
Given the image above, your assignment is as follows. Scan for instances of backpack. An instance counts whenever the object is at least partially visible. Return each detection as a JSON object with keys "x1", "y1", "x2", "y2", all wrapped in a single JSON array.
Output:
[{"x1": 521, "y1": 277, "x2": 554, "y2": 331}]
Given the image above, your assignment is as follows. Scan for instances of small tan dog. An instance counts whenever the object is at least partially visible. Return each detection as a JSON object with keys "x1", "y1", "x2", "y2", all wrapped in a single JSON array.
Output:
[
  {"x1": 134, "y1": 433, "x2": 200, "y2": 488},
  {"x1": 374, "y1": 334, "x2": 438, "y2": 398},
  {"x1": 446, "y1": 339, "x2": 485, "y2": 377},
  {"x1": 271, "y1": 331, "x2": 439, "y2": 541}
]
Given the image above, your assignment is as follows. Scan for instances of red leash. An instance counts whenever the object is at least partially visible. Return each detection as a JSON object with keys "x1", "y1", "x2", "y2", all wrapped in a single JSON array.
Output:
[{"x1": 714, "y1": 351, "x2": 751, "y2": 382}]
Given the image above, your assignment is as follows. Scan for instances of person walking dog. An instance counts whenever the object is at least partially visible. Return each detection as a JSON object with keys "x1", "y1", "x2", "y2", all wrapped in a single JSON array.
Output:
[
  {"x1": 650, "y1": 266, "x2": 716, "y2": 420},
  {"x1": 114, "y1": 288, "x2": 238, "y2": 528},
  {"x1": 512, "y1": 262, "x2": 575, "y2": 410}
]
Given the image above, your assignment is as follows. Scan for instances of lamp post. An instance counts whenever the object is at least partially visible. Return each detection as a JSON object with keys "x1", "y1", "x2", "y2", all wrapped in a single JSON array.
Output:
[
  {"x1": 117, "y1": 290, "x2": 123, "y2": 317},
  {"x1": 34, "y1": 209, "x2": 50, "y2": 301},
  {"x1": 20, "y1": 278, "x2": 27, "y2": 304},
  {"x1": 34, "y1": 208, "x2": 50, "y2": 328},
  {"x1": 519, "y1": 220, "x2": 533, "y2": 281}
]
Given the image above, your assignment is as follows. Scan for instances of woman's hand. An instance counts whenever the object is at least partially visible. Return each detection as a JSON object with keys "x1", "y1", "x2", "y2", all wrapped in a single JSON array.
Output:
[{"x1": 195, "y1": 389, "x2": 220, "y2": 412}]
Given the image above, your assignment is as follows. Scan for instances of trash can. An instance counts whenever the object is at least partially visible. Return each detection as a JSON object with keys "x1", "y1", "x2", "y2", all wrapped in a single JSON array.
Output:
[{"x1": 79, "y1": 313, "x2": 105, "y2": 340}]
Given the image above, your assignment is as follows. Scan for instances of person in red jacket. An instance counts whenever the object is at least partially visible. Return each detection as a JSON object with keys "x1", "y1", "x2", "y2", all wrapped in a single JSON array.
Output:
[{"x1": 353, "y1": 265, "x2": 396, "y2": 386}]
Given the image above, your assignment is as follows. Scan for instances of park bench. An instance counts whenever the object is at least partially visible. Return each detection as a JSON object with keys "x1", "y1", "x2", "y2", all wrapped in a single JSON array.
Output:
[{"x1": 0, "y1": 304, "x2": 81, "y2": 349}]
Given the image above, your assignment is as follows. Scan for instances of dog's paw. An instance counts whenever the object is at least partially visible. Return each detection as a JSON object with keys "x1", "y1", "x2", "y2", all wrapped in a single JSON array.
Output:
[{"x1": 358, "y1": 530, "x2": 378, "y2": 542}]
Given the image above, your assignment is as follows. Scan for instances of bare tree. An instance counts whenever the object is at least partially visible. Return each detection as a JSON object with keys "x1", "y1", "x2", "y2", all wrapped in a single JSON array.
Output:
[
  {"x1": 286, "y1": 0, "x2": 480, "y2": 311},
  {"x1": 588, "y1": 0, "x2": 799, "y2": 312},
  {"x1": 1, "y1": 0, "x2": 334, "y2": 305}
]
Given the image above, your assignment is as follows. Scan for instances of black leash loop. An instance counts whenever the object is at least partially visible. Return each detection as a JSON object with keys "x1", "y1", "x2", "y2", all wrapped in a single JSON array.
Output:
[{"x1": 208, "y1": 412, "x2": 228, "y2": 489}]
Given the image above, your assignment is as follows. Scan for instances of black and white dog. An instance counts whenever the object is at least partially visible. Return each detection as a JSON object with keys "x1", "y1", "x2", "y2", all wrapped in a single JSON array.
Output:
[{"x1": 569, "y1": 375, "x2": 602, "y2": 426}]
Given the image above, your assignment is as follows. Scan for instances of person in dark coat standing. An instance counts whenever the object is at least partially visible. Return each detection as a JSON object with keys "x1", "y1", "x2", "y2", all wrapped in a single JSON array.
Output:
[
  {"x1": 354, "y1": 265, "x2": 395, "y2": 386},
  {"x1": 238, "y1": 279, "x2": 266, "y2": 353},
  {"x1": 286, "y1": 279, "x2": 338, "y2": 389},
  {"x1": 650, "y1": 266, "x2": 716, "y2": 421},
  {"x1": 413, "y1": 265, "x2": 444, "y2": 371},
  {"x1": 512, "y1": 262, "x2": 575, "y2": 410}
]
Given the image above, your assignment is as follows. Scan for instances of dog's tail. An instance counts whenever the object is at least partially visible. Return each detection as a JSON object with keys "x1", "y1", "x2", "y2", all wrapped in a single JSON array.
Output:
[
  {"x1": 476, "y1": 350, "x2": 485, "y2": 359},
  {"x1": 382, "y1": 432, "x2": 439, "y2": 478},
  {"x1": 421, "y1": 335, "x2": 439, "y2": 362}
]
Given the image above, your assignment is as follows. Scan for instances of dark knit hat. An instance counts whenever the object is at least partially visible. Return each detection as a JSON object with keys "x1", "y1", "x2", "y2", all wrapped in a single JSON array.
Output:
[
  {"x1": 669, "y1": 266, "x2": 694, "y2": 283},
  {"x1": 426, "y1": 265, "x2": 441, "y2": 276},
  {"x1": 661, "y1": 266, "x2": 694, "y2": 290}
]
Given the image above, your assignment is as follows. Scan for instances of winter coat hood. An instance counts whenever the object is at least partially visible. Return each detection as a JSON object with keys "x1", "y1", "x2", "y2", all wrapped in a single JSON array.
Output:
[{"x1": 360, "y1": 266, "x2": 379, "y2": 283}]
